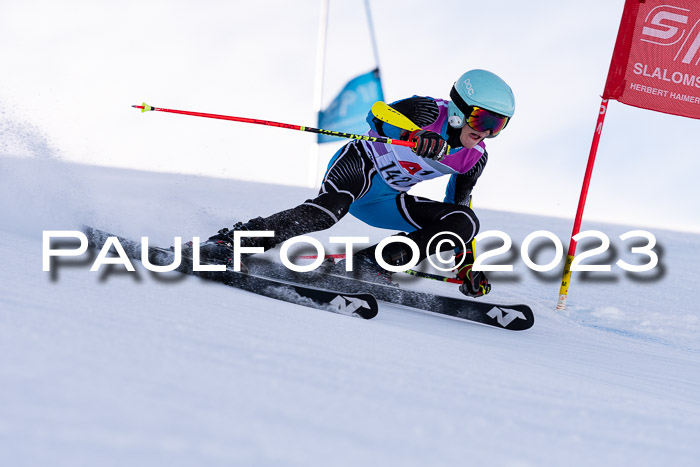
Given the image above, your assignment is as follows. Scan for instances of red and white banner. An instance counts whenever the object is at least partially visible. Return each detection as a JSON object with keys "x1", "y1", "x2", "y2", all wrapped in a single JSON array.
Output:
[{"x1": 604, "y1": 0, "x2": 700, "y2": 119}]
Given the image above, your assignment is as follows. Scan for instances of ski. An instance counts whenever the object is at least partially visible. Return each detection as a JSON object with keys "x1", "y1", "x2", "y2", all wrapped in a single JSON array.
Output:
[
  {"x1": 81, "y1": 226, "x2": 378, "y2": 320},
  {"x1": 295, "y1": 253, "x2": 463, "y2": 284},
  {"x1": 245, "y1": 257, "x2": 534, "y2": 331}
]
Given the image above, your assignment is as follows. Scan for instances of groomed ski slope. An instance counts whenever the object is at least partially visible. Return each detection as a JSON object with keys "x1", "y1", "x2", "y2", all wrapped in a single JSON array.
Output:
[{"x1": 1, "y1": 155, "x2": 699, "y2": 467}]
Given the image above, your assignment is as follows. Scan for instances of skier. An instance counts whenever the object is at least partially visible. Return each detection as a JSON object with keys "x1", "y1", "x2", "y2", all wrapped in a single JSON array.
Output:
[{"x1": 201, "y1": 69, "x2": 515, "y2": 297}]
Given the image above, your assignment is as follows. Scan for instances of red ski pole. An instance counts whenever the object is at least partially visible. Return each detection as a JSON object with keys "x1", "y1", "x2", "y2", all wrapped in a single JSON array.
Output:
[{"x1": 132, "y1": 103, "x2": 416, "y2": 149}]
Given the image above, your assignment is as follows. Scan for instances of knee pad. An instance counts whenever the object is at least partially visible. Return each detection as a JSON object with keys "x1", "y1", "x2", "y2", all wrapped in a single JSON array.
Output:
[{"x1": 356, "y1": 233, "x2": 414, "y2": 267}]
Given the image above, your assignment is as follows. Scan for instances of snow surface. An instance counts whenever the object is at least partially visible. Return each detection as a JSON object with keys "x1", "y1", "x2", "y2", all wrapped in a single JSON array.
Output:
[{"x1": 1, "y1": 151, "x2": 699, "y2": 467}]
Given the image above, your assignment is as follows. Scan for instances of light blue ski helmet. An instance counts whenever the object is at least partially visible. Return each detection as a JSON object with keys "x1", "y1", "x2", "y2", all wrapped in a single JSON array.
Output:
[{"x1": 447, "y1": 69, "x2": 515, "y2": 137}]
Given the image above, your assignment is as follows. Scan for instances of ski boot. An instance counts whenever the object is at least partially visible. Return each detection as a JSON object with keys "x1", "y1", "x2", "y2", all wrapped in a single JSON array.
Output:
[
  {"x1": 328, "y1": 238, "x2": 415, "y2": 287},
  {"x1": 196, "y1": 227, "x2": 240, "y2": 269},
  {"x1": 331, "y1": 252, "x2": 396, "y2": 286},
  {"x1": 197, "y1": 218, "x2": 270, "y2": 272}
]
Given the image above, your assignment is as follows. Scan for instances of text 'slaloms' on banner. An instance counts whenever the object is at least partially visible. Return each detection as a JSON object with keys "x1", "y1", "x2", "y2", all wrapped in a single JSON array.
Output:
[{"x1": 604, "y1": 0, "x2": 700, "y2": 119}]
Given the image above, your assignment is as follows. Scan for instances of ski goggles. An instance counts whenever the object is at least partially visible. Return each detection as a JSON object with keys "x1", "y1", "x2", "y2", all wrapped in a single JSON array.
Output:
[{"x1": 449, "y1": 87, "x2": 510, "y2": 137}]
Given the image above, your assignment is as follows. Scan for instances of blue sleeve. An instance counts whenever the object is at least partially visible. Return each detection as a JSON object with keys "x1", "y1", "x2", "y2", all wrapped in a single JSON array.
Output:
[{"x1": 444, "y1": 174, "x2": 459, "y2": 204}]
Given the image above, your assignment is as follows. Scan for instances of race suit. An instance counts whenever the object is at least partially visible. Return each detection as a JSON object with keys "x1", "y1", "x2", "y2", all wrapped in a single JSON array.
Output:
[{"x1": 239, "y1": 96, "x2": 488, "y2": 263}]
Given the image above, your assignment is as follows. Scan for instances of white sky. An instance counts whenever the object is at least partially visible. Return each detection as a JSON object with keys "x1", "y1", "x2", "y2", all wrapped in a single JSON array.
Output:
[{"x1": 1, "y1": 0, "x2": 699, "y2": 233}]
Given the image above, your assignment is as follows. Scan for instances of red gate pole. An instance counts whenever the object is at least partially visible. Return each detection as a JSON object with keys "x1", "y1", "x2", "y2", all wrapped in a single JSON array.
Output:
[{"x1": 556, "y1": 98, "x2": 609, "y2": 310}]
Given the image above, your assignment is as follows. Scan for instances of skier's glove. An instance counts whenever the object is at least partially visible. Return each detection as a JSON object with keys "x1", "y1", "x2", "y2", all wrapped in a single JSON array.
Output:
[
  {"x1": 405, "y1": 129, "x2": 448, "y2": 161},
  {"x1": 454, "y1": 249, "x2": 491, "y2": 297}
]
